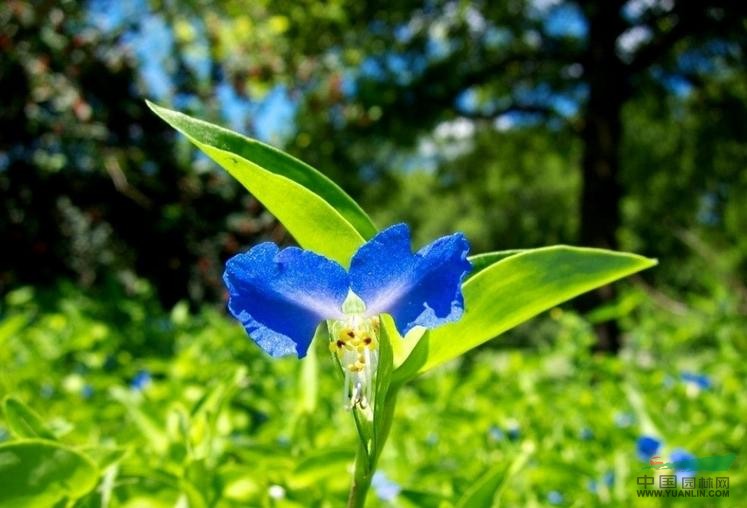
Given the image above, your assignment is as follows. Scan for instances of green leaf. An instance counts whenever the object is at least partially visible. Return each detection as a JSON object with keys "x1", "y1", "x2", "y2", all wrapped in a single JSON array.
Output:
[
  {"x1": 0, "y1": 314, "x2": 30, "y2": 348},
  {"x1": 391, "y1": 326, "x2": 426, "y2": 369},
  {"x1": 190, "y1": 367, "x2": 246, "y2": 419},
  {"x1": 0, "y1": 439, "x2": 99, "y2": 508},
  {"x1": 110, "y1": 386, "x2": 169, "y2": 453},
  {"x1": 146, "y1": 101, "x2": 377, "y2": 266},
  {"x1": 288, "y1": 448, "x2": 352, "y2": 489},
  {"x1": 122, "y1": 466, "x2": 207, "y2": 508},
  {"x1": 455, "y1": 442, "x2": 533, "y2": 508},
  {"x1": 3, "y1": 397, "x2": 57, "y2": 440},
  {"x1": 467, "y1": 250, "x2": 525, "y2": 280},
  {"x1": 398, "y1": 489, "x2": 451, "y2": 508},
  {"x1": 455, "y1": 462, "x2": 507, "y2": 508},
  {"x1": 80, "y1": 446, "x2": 129, "y2": 469},
  {"x1": 298, "y1": 325, "x2": 325, "y2": 414},
  {"x1": 397, "y1": 246, "x2": 657, "y2": 377},
  {"x1": 372, "y1": 316, "x2": 395, "y2": 464}
]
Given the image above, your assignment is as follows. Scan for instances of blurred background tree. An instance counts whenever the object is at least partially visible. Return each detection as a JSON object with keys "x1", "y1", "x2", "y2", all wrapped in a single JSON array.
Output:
[{"x1": 1, "y1": 0, "x2": 745, "y2": 349}]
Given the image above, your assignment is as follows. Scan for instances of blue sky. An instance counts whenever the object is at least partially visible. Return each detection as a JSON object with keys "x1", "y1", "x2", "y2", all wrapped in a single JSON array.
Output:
[
  {"x1": 543, "y1": 3, "x2": 587, "y2": 38},
  {"x1": 88, "y1": 0, "x2": 296, "y2": 144}
]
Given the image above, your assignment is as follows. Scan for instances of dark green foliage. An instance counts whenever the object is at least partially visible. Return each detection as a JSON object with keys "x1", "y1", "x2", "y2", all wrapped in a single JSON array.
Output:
[{"x1": 0, "y1": 2, "x2": 276, "y2": 305}]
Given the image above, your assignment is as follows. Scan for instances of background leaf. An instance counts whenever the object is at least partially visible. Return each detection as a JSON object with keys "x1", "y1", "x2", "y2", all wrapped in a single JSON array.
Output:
[
  {"x1": 398, "y1": 246, "x2": 657, "y2": 376},
  {"x1": 147, "y1": 102, "x2": 377, "y2": 266},
  {"x1": 455, "y1": 442, "x2": 533, "y2": 508},
  {"x1": 398, "y1": 489, "x2": 451, "y2": 508},
  {"x1": 288, "y1": 448, "x2": 352, "y2": 489},
  {"x1": 3, "y1": 397, "x2": 57, "y2": 440},
  {"x1": 110, "y1": 386, "x2": 169, "y2": 454},
  {"x1": 0, "y1": 440, "x2": 98, "y2": 508}
]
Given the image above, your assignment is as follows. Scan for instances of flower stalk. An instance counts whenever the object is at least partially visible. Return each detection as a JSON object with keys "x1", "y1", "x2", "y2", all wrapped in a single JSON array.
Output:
[{"x1": 346, "y1": 386, "x2": 399, "y2": 508}]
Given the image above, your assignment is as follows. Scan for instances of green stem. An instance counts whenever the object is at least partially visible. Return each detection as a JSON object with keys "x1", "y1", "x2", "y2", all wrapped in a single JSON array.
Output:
[
  {"x1": 347, "y1": 441, "x2": 373, "y2": 508},
  {"x1": 346, "y1": 387, "x2": 399, "y2": 508}
]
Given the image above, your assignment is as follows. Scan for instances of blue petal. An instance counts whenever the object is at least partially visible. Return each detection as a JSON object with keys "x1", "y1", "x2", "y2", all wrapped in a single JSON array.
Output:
[
  {"x1": 224, "y1": 243, "x2": 349, "y2": 358},
  {"x1": 636, "y1": 435, "x2": 661, "y2": 460},
  {"x1": 671, "y1": 449, "x2": 695, "y2": 463},
  {"x1": 680, "y1": 371, "x2": 711, "y2": 389},
  {"x1": 349, "y1": 223, "x2": 471, "y2": 335}
]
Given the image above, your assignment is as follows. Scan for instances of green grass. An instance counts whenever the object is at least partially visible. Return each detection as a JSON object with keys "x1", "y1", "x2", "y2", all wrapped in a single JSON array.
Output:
[{"x1": 0, "y1": 282, "x2": 743, "y2": 507}]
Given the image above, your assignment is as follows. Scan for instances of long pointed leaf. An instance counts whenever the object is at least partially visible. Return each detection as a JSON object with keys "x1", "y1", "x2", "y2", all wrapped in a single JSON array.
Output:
[
  {"x1": 456, "y1": 443, "x2": 534, "y2": 507},
  {"x1": 467, "y1": 250, "x2": 525, "y2": 280},
  {"x1": 396, "y1": 246, "x2": 656, "y2": 377},
  {"x1": 147, "y1": 101, "x2": 377, "y2": 265}
]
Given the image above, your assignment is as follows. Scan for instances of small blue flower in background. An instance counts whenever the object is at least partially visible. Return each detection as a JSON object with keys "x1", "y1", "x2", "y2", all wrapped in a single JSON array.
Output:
[
  {"x1": 82, "y1": 384, "x2": 94, "y2": 399},
  {"x1": 547, "y1": 491, "x2": 564, "y2": 505},
  {"x1": 603, "y1": 472, "x2": 615, "y2": 487},
  {"x1": 224, "y1": 223, "x2": 470, "y2": 409},
  {"x1": 131, "y1": 370, "x2": 152, "y2": 391},
  {"x1": 614, "y1": 412, "x2": 635, "y2": 428},
  {"x1": 579, "y1": 427, "x2": 594, "y2": 441},
  {"x1": 636, "y1": 435, "x2": 661, "y2": 460},
  {"x1": 587, "y1": 472, "x2": 614, "y2": 493},
  {"x1": 488, "y1": 425, "x2": 504, "y2": 442},
  {"x1": 681, "y1": 371, "x2": 711, "y2": 390},
  {"x1": 372, "y1": 471, "x2": 401, "y2": 502},
  {"x1": 671, "y1": 448, "x2": 696, "y2": 483}
]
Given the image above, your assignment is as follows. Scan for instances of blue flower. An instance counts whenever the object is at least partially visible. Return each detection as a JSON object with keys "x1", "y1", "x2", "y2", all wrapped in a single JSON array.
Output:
[
  {"x1": 224, "y1": 223, "x2": 470, "y2": 357},
  {"x1": 680, "y1": 372, "x2": 711, "y2": 390},
  {"x1": 547, "y1": 491, "x2": 564, "y2": 505},
  {"x1": 82, "y1": 384, "x2": 94, "y2": 399},
  {"x1": 488, "y1": 425, "x2": 504, "y2": 442},
  {"x1": 636, "y1": 435, "x2": 661, "y2": 460},
  {"x1": 224, "y1": 223, "x2": 470, "y2": 409},
  {"x1": 671, "y1": 448, "x2": 695, "y2": 465},
  {"x1": 131, "y1": 370, "x2": 152, "y2": 391},
  {"x1": 588, "y1": 472, "x2": 615, "y2": 493},
  {"x1": 603, "y1": 472, "x2": 615, "y2": 487},
  {"x1": 614, "y1": 412, "x2": 635, "y2": 428},
  {"x1": 40, "y1": 384, "x2": 55, "y2": 399},
  {"x1": 372, "y1": 471, "x2": 401, "y2": 502},
  {"x1": 671, "y1": 448, "x2": 696, "y2": 483},
  {"x1": 579, "y1": 427, "x2": 594, "y2": 441}
]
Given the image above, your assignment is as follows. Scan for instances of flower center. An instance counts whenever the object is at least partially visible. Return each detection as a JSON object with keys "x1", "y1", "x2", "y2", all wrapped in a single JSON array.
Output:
[{"x1": 328, "y1": 293, "x2": 380, "y2": 412}]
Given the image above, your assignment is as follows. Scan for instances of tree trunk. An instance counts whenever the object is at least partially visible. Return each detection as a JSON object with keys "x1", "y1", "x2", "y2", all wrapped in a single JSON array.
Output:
[{"x1": 578, "y1": 1, "x2": 628, "y2": 352}]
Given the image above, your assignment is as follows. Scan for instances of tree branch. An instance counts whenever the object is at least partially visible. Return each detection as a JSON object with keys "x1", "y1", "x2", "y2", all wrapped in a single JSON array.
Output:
[{"x1": 628, "y1": 2, "x2": 747, "y2": 74}]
